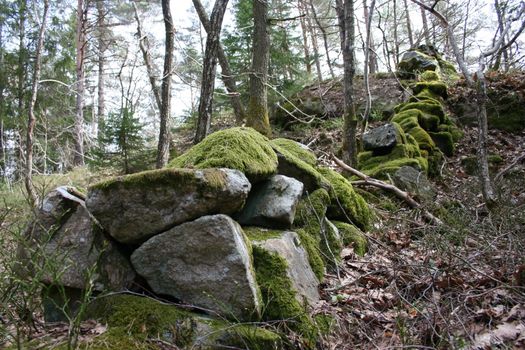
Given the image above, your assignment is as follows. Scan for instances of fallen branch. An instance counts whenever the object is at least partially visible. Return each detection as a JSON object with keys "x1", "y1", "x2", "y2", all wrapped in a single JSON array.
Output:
[
  {"x1": 332, "y1": 155, "x2": 443, "y2": 226},
  {"x1": 494, "y1": 152, "x2": 525, "y2": 183}
]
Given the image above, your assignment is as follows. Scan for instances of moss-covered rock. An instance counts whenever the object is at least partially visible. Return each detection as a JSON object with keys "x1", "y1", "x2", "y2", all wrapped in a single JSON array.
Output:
[
  {"x1": 397, "y1": 49, "x2": 439, "y2": 78},
  {"x1": 412, "y1": 81, "x2": 448, "y2": 99},
  {"x1": 396, "y1": 101, "x2": 446, "y2": 123},
  {"x1": 252, "y1": 246, "x2": 318, "y2": 348},
  {"x1": 318, "y1": 167, "x2": 373, "y2": 231},
  {"x1": 428, "y1": 131, "x2": 454, "y2": 156},
  {"x1": 270, "y1": 138, "x2": 317, "y2": 167},
  {"x1": 332, "y1": 221, "x2": 368, "y2": 256},
  {"x1": 361, "y1": 158, "x2": 423, "y2": 179},
  {"x1": 169, "y1": 127, "x2": 278, "y2": 183},
  {"x1": 420, "y1": 70, "x2": 440, "y2": 81},
  {"x1": 408, "y1": 126, "x2": 436, "y2": 151},
  {"x1": 84, "y1": 294, "x2": 283, "y2": 350},
  {"x1": 461, "y1": 154, "x2": 504, "y2": 175}
]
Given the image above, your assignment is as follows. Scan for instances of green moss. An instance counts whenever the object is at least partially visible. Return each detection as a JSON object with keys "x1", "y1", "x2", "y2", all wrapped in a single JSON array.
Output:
[
  {"x1": 244, "y1": 226, "x2": 285, "y2": 241},
  {"x1": 427, "y1": 151, "x2": 444, "y2": 177},
  {"x1": 438, "y1": 124, "x2": 464, "y2": 142},
  {"x1": 252, "y1": 246, "x2": 317, "y2": 347},
  {"x1": 408, "y1": 126, "x2": 436, "y2": 151},
  {"x1": 247, "y1": 99, "x2": 272, "y2": 137},
  {"x1": 214, "y1": 324, "x2": 283, "y2": 350},
  {"x1": 396, "y1": 101, "x2": 445, "y2": 123},
  {"x1": 168, "y1": 127, "x2": 278, "y2": 182},
  {"x1": 437, "y1": 58, "x2": 460, "y2": 81},
  {"x1": 420, "y1": 71, "x2": 440, "y2": 81},
  {"x1": 415, "y1": 156, "x2": 429, "y2": 173},
  {"x1": 270, "y1": 138, "x2": 317, "y2": 167},
  {"x1": 357, "y1": 151, "x2": 374, "y2": 165},
  {"x1": 362, "y1": 158, "x2": 422, "y2": 179},
  {"x1": 358, "y1": 144, "x2": 418, "y2": 170},
  {"x1": 412, "y1": 81, "x2": 447, "y2": 99},
  {"x1": 313, "y1": 313, "x2": 336, "y2": 336},
  {"x1": 332, "y1": 221, "x2": 368, "y2": 256},
  {"x1": 461, "y1": 154, "x2": 504, "y2": 175},
  {"x1": 418, "y1": 113, "x2": 440, "y2": 131},
  {"x1": 318, "y1": 167, "x2": 373, "y2": 231},
  {"x1": 271, "y1": 139, "x2": 330, "y2": 192},
  {"x1": 295, "y1": 188, "x2": 330, "y2": 228},
  {"x1": 296, "y1": 228, "x2": 326, "y2": 281},
  {"x1": 320, "y1": 220, "x2": 343, "y2": 269},
  {"x1": 428, "y1": 131, "x2": 454, "y2": 156},
  {"x1": 391, "y1": 121, "x2": 408, "y2": 145}
]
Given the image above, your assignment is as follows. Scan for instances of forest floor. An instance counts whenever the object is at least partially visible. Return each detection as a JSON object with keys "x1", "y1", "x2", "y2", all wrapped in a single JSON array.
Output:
[{"x1": 1, "y1": 75, "x2": 524, "y2": 349}]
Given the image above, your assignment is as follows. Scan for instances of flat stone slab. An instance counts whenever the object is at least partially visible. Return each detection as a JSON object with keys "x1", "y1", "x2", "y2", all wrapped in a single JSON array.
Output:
[
  {"x1": 131, "y1": 214, "x2": 261, "y2": 321},
  {"x1": 86, "y1": 168, "x2": 251, "y2": 244},
  {"x1": 236, "y1": 175, "x2": 304, "y2": 229},
  {"x1": 253, "y1": 231, "x2": 320, "y2": 305},
  {"x1": 20, "y1": 187, "x2": 135, "y2": 291}
]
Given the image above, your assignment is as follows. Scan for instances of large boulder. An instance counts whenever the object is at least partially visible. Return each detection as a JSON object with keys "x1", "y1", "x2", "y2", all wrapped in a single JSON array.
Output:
[
  {"x1": 169, "y1": 127, "x2": 278, "y2": 183},
  {"x1": 86, "y1": 168, "x2": 251, "y2": 244},
  {"x1": 236, "y1": 175, "x2": 304, "y2": 229},
  {"x1": 131, "y1": 214, "x2": 261, "y2": 321},
  {"x1": 392, "y1": 165, "x2": 435, "y2": 201},
  {"x1": 19, "y1": 187, "x2": 135, "y2": 292},
  {"x1": 248, "y1": 229, "x2": 320, "y2": 305},
  {"x1": 398, "y1": 49, "x2": 439, "y2": 77}
]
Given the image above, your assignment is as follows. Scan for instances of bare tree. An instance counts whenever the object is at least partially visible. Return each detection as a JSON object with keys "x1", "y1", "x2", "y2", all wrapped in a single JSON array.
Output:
[
  {"x1": 297, "y1": 0, "x2": 312, "y2": 74},
  {"x1": 191, "y1": 0, "x2": 245, "y2": 127},
  {"x1": 74, "y1": 0, "x2": 87, "y2": 166},
  {"x1": 25, "y1": 0, "x2": 50, "y2": 206},
  {"x1": 308, "y1": 0, "x2": 335, "y2": 79},
  {"x1": 246, "y1": 0, "x2": 271, "y2": 137},
  {"x1": 193, "y1": 0, "x2": 230, "y2": 143},
  {"x1": 362, "y1": 0, "x2": 376, "y2": 134},
  {"x1": 412, "y1": 0, "x2": 525, "y2": 207},
  {"x1": 156, "y1": 0, "x2": 175, "y2": 168},
  {"x1": 336, "y1": 0, "x2": 358, "y2": 166}
]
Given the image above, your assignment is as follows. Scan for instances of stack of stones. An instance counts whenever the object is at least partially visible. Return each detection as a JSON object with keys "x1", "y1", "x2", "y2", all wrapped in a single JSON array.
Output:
[
  {"x1": 358, "y1": 45, "x2": 463, "y2": 179},
  {"x1": 20, "y1": 127, "x2": 374, "y2": 349}
]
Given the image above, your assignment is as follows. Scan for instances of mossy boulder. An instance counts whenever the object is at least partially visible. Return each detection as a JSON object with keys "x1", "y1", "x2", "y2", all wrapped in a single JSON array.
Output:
[
  {"x1": 84, "y1": 294, "x2": 283, "y2": 350},
  {"x1": 361, "y1": 158, "x2": 423, "y2": 179},
  {"x1": 86, "y1": 168, "x2": 251, "y2": 244},
  {"x1": 461, "y1": 154, "x2": 504, "y2": 175},
  {"x1": 318, "y1": 167, "x2": 373, "y2": 231},
  {"x1": 396, "y1": 101, "x2": 446, "y2": 123},
  {"x1": 420, "y1": 71, "x2": 440, "y2": 81},
  {"x1": 270, "y1": 138, "x2": 317, "y2": 167},
  {"x1": 412, "y1": 81, "x2": 448, "y2": 99},
  {"x1": 408, "y1": 126, "x2": 436, "y2": 151},
  {"x1": 398, "y1": 49, "x2": 439, "y2": 77},
  {"x1": 270, "y1": 138, "x2": 330, "y2": 192},
  {"x1": 332, "y1": 221, "x2": 368, "y2": 256},
  {"x1": 169, "y1": 127, "x2": 278, "y2": 183},
  {"x1": 429, "y1": 131, "x2": 455, "y2": 156},
  {"x1": 362, "y1": 122, "x2": 405, "y2": 154}
]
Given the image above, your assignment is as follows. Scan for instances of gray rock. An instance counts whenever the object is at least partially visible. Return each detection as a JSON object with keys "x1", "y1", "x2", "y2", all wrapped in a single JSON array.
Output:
[
  {"x1": 392, "y1": 166, "x2": 435, "y2": 201},
  {"x1": 19, "y1": 187, "x2": 135, "y2": 292},
  {"x1": 86, "y1": 168, "x2": 251, "y2": 244},
  {"x1": 253, "y1": 231, "x2": 320, "y2": 305},
  {"x1": 236, "y1": 175, "x2": 304, "y2": 229},
  {"x1": 398, "y1": 49, "x2": 439, "y2": 77},
  {"x1": 131, "y1": 214, "x2": 261, "y2": 321},
  {"x1": 362, "y1": 123, "x2": 401, "y2": 154}
]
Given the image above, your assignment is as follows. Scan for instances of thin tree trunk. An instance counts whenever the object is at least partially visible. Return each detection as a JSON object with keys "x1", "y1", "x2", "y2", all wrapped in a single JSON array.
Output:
[
  {"x1": 363, "y1": 0, "x2": 377, "y2": 74},
  {"x1": 362, "y1": 0, "x2": 376, "y2": 134},
  {"x1": 420, "y1": 2, "x2": 430, "y2": 45},
  {"x1": 25, "y1": 0, "x2": 49, "y2": 206},
  {"x1": 392, "y1": 0, "x2": 399, "y2": 65},
  {"x1": 191, "y1": 0, "x2": 245, "y2": 125},
  {"x1": 403, "y1": 0, "x2": 414, "y2": 48},
  {"x1": 74, "y1": 0, "x2": 86, "y2": 166},
  {"x1": 246, "y1": 0, "x2": 271, "y2": 136},
  {"x1": 193, "y1": 0, "x2": 230, "y2": 143},
  {"x1": 96, "y1": 0, "x2": 107, "y2": 140},
  {"x1": 298, "y1": 0, "x2": 312, "y2": 74},
  {"x1": 305, "y1": 3, "x2": 323, "y2": 82},
  {"x1": 461, "y1": 0, "x2": 471, "y2": 61},
  {"x1": 17, "y1": 0, "x2": 27, "y2": 123},
  {"x1": 308, "y1": 0, "x2": 335, "y2": 79},
  {"x1": 336, "y1": 0, "x2": 358, "y2": 166},
  {"x1": 133, "y1": 3, "x2": 162, "y2": 111},
  {"x1": 156, "y1": 0, "x2": 175, "y2": 168}
]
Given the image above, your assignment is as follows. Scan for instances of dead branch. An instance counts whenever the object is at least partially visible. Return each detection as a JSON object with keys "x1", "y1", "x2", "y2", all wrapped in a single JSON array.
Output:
[
  {"x1": 494, "y1": 152, "x2": 525, "y2": 183},
  {"x1": 332, "y1": 155, "x2": 443, "y2": 226}
]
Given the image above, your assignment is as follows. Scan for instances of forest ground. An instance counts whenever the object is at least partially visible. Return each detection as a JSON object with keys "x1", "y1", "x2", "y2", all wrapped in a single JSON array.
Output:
[{"x1": 1, "y1": 75, "x2": 524, "y2": 349}]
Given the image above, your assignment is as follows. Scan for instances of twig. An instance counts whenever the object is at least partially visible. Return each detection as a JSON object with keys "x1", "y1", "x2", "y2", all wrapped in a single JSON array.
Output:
[
  {"x1": 332, "y1": 155, "x2": 443, "y2": 226},
  {"x1": 494, "y1": 152, "x2": 525, "y2": 183}
]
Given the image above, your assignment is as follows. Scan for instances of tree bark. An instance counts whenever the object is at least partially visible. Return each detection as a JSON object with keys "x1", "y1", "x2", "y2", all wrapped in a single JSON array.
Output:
[
  {"x1": 133, "y1": 3, "x2": 162, "y2": 112},
  {"x1": 193, "y1": 0, "x2": 230, "y2": 143},
  {"x1": 420, "y1": 2, "x2": 430, "y2": 45},
  {"x1": 308, "y1": 0, "x2": 335, "y2": 79},
  {"x1": 362, "y1": 0, "x2": 376, "y2": 133},
  {"x1": 25, "y1": 0, "x2": 49, "y2": 206},
  {"x1": 297, "y1": 0, "x2": 312, "y2": 75},
  {"x1": 156, "y1": 0, "x2": 175, "y2": 168},
  {"x1": 336, "y1": 0, "x2": 358, "y2": 166},
  {"x1": 363, "y1": 0, "x2": 377, "y2": 74},
  {"x1": 74, "y1": 0, "x2": 86, "y2": 166},
  {"x1": 96, "y1": 0, "x2": 107, "y2": 140},
  {"x1": 246, "y1": 0, "x2": 271, "y2": 137},
  {"x1": 403, "y1": 0, "x2": 414, "y2": 48},
  {"x1": 191, "y1": 0, "x2": 245, "y2": 125}
]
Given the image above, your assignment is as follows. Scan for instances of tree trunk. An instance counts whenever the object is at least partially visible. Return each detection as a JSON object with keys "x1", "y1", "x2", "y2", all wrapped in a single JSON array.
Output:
[
  {"x1": 25, "y1": 0, "x2": 49, "y2": 206},
  {"x1": 246, "y1": 0, "x2": 271, "y2": 137},
  {"x1": 191, "y1": 0, "x2": 245, "y2": 125},
  {"x1": 74, "y1": 0, "x2": 86, "y2": 166},
  {"x1": 336, "y1": 0, "x2": 358, "y2": 166},
  {"x1": 297, "y1": 0, "x2": 312, "y2": 75},
  {"x1": 363, "y1": 0, "x2": 377, "y2": 74},
  {"x1": 193, "y1": 0, "x2": 230, "y2": 143},
  {"x1": 362, "y1": 0, "x2": 376, "y2": 133},
  {"x1": 96, "y1": 0, "x2": 107, "y2": 140},
  {"x1": 392, "y1": 0, "x2": 399, "y2": 65},
  {"x1": 133, "y1": 3, "x2": 162, "y2": 111},
  {"x1": 420, "y1": 2, "x2": 430, "y2": 45},
  {"x1": 403, "y1": 0, "x2": 414, "y2": 48},
  {"x1": 156, "y1": 0, "x2": 175, "y2": 168},
  {"x1": 17, "y1": 0, "x2": 27, "y2": 123},
  {"x1": 309, "y1": 0, "x2": 335, "y2": 79},
  {"x1": 305, "y1": 2, "x2": 323, "y2": 81}
]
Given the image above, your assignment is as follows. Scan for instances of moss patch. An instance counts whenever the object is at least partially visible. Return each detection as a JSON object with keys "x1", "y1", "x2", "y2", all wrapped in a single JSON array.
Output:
[
  {"x1": 412, "y1": 81, "x2": 448, "y2": 99},
  {"x1": 397, "y1": 101, "x2": 445, "y2": 123},
  {"x1": 332, "y1": 221, "x2": 368, "y2": 256},
  {"x1": 362, "y1": 158, "x2": 423, "y2": 179},
  {"x1": 420, "y1": 71, "x2": 440, "y2": 81},
  {"x1": 408, "y1": 126, "x2": 436, "y2": 151},
  {"x1": 169, "y1": 127, "x2": 278, "y2": 182},
  {"x1": 270, "y1": 138, "x2": 317, "y2": 167},
  {"x1": 252, "y1": 246, "x2": 318, "y2": 347},
  {"x1": 244, "y1": 226, "x2": 286, "y2": 241},
  {"x1": 429, "y1": 131, "x2": 454, "y2": 156},
  {"x1": 318, "y1": 168, "x2": 372, "y2": 231},
  {"x1": 296, "y1": 228, "x2": 326, "y2": 281}
]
